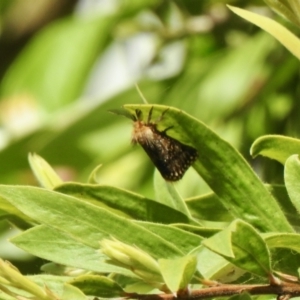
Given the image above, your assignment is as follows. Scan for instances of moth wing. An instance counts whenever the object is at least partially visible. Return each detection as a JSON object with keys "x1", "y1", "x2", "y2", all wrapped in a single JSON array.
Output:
[{"x1": 141, "y1": 135, "x2": 197, "y2": 181}]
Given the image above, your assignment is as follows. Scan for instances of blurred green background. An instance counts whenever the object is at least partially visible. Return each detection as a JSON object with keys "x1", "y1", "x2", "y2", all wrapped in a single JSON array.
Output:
[{"x1": 0, "y1": 0, "x2": 299, "y2": 271}]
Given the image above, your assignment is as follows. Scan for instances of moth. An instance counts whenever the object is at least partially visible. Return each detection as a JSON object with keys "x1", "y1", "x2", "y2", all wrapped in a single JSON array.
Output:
[{"x1": 129, "y1": 107, "x2": 198, "y2": 181}]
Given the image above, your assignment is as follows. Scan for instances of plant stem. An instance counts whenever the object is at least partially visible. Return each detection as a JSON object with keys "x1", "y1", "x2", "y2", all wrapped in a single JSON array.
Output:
[{"x1": 127, "y1": 281, "x2": 300, "y2": 299}]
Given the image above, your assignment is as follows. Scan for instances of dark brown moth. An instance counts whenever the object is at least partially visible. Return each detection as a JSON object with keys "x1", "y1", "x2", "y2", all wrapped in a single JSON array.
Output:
[{"x1": 130, "y1": 107, "x2": 198, "y2": 181}]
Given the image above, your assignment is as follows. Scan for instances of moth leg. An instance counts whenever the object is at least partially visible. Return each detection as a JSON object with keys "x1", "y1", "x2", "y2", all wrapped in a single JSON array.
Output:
[
  {"x1": 162, "y1": 125, "x2": 174, "y2": 133},
  {"x1": 147, "y1": 106, "x2": 154, "y2": 124},
  {"x1": 135, "y1": 109, "x2": 143, "y2": 121},
  {"x1": 156, "y1": 108, "x2": 169, "y2": 123}
]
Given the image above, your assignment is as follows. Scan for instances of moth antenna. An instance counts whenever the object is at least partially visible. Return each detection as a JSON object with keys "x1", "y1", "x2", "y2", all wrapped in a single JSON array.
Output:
[
  {"x1": 135, "y1": 83, "x2": 149, "y2": 104},
  {"x1": 147, "y1": 107, "x2": 154, "y2": 124}
]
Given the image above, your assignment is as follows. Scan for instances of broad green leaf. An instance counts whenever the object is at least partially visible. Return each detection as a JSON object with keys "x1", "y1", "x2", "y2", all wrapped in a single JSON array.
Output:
[
  {"x1": 265, "y1": 232, "x2": 300, "y2": 253},
  {"x1": 185, "y1": 193, "x2": 232, "y2": 222},
  {"x1": 196, "y1": 246, "x2": 245, "y2": 283},
  {"x1": 228, "y1": 5, "x2": 300, "y2": 60},
  {"x1": 69, "y1": 275, "x2": 124, "y2": 298},
  {"x1": 154, "y1": 170, "x2": 192, "y2": 218},
  {"x1": 0, "y1": 185, "x2": 182, "y2": 258},
  {"x1": 0, "y1": 196, "x2": 33, "y2": 229},
  {"x1": 270, "y1": 247, "x2": 300, "y2": 276},
  {"x1": 203, "y1": 220, "x2": 272, "y2": 278},
  {"x1": 203, "y1": 225, "x2": 234, "y2": 258},
  {"x1": 186, "y1": 184, "x2": 300, "y2": 228},
  {"x1": 158, "y1": 256, "x2": 197, "y2": 293},
  {"x1": 28, "y1": 153, "x2": 63, "y2": 189},
  {"x1": 284, "y1": 154, "x2": 300, "y2": 213},
  {"x1": 11, "y1": 225, "x2": 131, "y2": 275},
  {"x1": 251, "y1": 135, "x2": 300, "y2": 164},
  {"x1": 60, "y1": 283, "x2": 86, "y2": 300},
  {"x1": 29, "y1": 275, "x2": 86, "y2": 300},
  {"x1": 55, "y1": 182, "x2": 190, "y2": 224},
  {"x1": 121, "y1": 280, "x2": 159, "y2": 294},
  {"x1": 265, "y1": 184, "x2": 300, "y2": 228},
  {"x1": 123, "y1": 104, "x2": 293, "y2": 233},
  {"x1": 136, "y1": 222, "x2": 203, "y2": 254}
]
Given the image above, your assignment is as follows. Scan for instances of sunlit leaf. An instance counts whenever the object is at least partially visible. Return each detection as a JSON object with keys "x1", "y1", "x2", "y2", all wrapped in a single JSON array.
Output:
[
  {"x1": 0, "y1": 185, "x2": 182, "y2": 258},
  {"x1": 228, "y1": 5, "x2": 300, "y2": 60},
  {"x1": 284, "y1": 154, "x2": 300, "y2": 213},
  {"x1": 158, "y1": 255, "x2": 197, "y2": 293},
  {"x1": 251, "y1": 135, "x2": 300, "y2": 164}
]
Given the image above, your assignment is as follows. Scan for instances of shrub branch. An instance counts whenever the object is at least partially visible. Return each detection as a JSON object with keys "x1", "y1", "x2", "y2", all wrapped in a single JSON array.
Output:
[{"x1": 127, "y1": 281, "x2": 300, "y2": 300}]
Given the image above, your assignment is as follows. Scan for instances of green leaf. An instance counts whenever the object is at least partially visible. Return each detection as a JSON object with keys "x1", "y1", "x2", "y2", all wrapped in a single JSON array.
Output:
[
  {"x1": 28, "y1": 153, "x2": 63, "y2": 189},
  {"x1": 11, "y1": 225, "x2": 130, "y2": 275},
  {"x1": 265, "y1": 184, "x2": 300, "y2": 228},
  {"x1": 55, "y1": 182, "x2": 191, "y2": 224},
  {"x1": 203, "y1": 220, "x2": 272, "y2": 278},
  {"x1": 186, "y1": 184, "x2": 299, "y2": 226},
  {"x1": 227, "y1": 5, "x2": 300, "y2": 60},
  {"x1": 158, "y1": 256, "x2": 197, "y2": 293},
  {"x1": 203, "y1": 225, "x2": 234, "y2": 258},
  {"x1": 137, "y1": 222, "x2": 203, "y2": 254},
  {"x1": 265, "y1": 232, "x2": 300, "y2": 253},
  {"x1": 270, "y1": 247, "x2": 300, "y2": 276},
  {"x1": 154, "y1": 170, "x2": 192, "y2": 219},
  {"x1": 251, "y1": 135, "x2": 300, "y2": 164},
  {"x1": 0, "y1": 185, "x2": 181, "y2": 258},
  {"x1": 196, "y1": 246, "x2": 245, "y2": 282},
  {"x1": 60, "y1": 283, "x2": 87, "y2": 300},
  {"x1": 29, "y1": 275, "x2": 86, "y2": 300},
  {"x1": 185, "y1": 192, "x2": 232, "y2": 222},
  {"x1": 173, "y1": 224, "x2": 221, "y2": 238},
  {"x1": 69, "y1": 275, "x2": 124, "y2": 298},
  {"x1": 284, "y1": 154, "x2": 300, "y2": 213},
  {"x1": 0, "y1": 196, "x2": 33, "y2": 229},
  {"x1": 123, "y1": 104, "x2": 293, "y2": 233}
]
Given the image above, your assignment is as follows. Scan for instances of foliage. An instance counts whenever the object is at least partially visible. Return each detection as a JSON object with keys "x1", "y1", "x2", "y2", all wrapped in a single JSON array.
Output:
[
  {"x1": 1, "y1": 0, "x2": 300, "y2": 299},
  {"x1": 1, "y1": 102, "x2": 300, "y2": 298}
]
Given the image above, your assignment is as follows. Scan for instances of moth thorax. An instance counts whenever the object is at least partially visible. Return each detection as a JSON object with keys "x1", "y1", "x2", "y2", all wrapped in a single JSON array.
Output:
[{"x1": 132, "y1": 121, "x2": 155, "y2": 143}]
